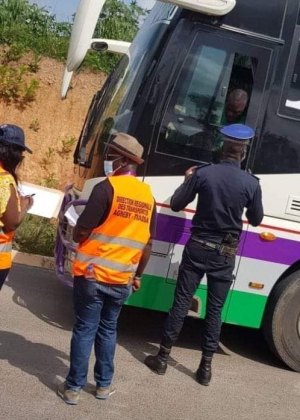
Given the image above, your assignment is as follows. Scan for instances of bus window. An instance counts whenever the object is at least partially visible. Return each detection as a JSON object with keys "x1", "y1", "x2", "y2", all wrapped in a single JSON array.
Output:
[
  {"x1": 173, "y1": 46, "x2": 227, "y2": 125},
  {"x1": 284, "y1": 42, "x2": 300, "y2": 111},
  {"x1": 279, "y1": 26, "x2": 300, "y2": 120},
  {"x1": 156, "y1": 40, "x2": 256, "y2": 164}
]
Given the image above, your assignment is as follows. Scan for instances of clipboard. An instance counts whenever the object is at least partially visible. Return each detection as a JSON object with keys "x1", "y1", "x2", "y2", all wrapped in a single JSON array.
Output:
[{"x1": 19, "y1": 182, "x2": 64, "y2": 219}]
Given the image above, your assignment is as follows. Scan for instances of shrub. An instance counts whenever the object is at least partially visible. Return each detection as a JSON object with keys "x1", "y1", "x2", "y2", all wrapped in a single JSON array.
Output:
[
  {"x1": 57, "y1": 135, "x2": 77, "y2": 157},
  {"x1": 42, "y1": 173, "x2": 59, "y2": 189},
  {"x1": 2, "y1": 42, "x2": 25, "y2": 63},
  {"x1": 28, "y1": 51, "x2": 41, "y2": 73},
  {"x1": 14, "y1": 214, "x2": 57, "y2": 257},
  {"x1": 29, "y1": 117, "x2": 40, "y2": 132},
  {"x1": 0, "y1": 63, "x2": 39, "y2": 109}
]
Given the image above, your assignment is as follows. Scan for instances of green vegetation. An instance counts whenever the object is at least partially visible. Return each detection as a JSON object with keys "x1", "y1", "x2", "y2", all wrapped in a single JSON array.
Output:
[
  {"x1": 1, "y1": 0, "x2": 147, "y2": 255},
  {"x1": 14, "y1": 214, "x2": 57, "y2": 257},
  {"x1": 14, "y1": 132, "x2": 79, "y2": 256},
  {"x1": 57, "y1": 135, "x2": 77, "y2": 157},
  {"x1": 88, "y1": 0, "x2": 147, "y2": 73},
  {"x1": 0, "y1": 45, "x2": 40, "y2": 109},
  {"x1": 0, "y1": 0, "x2": 71, "y2": 61},
  {"x1": 39, "y1": 146, "x2": 59, "y2": 188},
  {"x1": 0, "y1": 0, "x2": 147, "y2": 109},
  {"x1": 29, "y1": 117, "x2": 40, "y2": 132},
  {"x1": 0, "y1": 0, "x2": 147, "y2": 74},
  {"x1": 39, "y1": 135, "x2": 77, "y2": 188}
]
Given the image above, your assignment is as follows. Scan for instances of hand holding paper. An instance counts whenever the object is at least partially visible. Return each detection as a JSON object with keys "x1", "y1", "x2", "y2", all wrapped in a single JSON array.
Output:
[
  {"x1": 18, "y1": 182, "x2": 64, "y2": 219},
  {"x1": 64, "y1": 205, "x2": 79, "y2": 227}
]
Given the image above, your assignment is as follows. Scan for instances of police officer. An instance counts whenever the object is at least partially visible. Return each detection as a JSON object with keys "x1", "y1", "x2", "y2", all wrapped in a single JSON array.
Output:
[{"x1": 144, "y1": 124, "x2": 264, "y2": 386}]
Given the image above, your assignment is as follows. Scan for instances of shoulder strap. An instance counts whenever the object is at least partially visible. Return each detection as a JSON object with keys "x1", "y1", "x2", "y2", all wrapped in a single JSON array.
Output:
[
  {"x1": 196, "y1": 163, "x2": 212, "y2": 170},
  {"x1": 248, "y1": 173, "x2": 260, "y2": 181}
]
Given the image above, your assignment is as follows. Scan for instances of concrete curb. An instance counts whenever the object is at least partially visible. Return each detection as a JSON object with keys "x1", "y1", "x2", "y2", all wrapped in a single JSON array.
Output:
[{"x1": 12, "y1": 250, "x2": 55, "y2": 270}]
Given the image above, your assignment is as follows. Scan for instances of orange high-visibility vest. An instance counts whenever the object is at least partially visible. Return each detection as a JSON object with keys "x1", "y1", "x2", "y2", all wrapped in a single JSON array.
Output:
[
  {"x1": 0, "y1": 167, "x2": 15, "y2": 269},
  {"x1": 0, "y1": 229, "x2": 14, "y2": 269},
  {"x1": 73, "y1": 175, "x2": 154, "y2": 285}
]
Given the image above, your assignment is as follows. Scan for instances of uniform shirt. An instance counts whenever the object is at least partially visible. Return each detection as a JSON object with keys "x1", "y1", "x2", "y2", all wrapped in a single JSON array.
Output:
[
  {"x1": 77, "y1": 178, "x2": 157, "y2": 237},
  {"x1": 170, "y1": 160, "x2": 263, "y2": 238}
]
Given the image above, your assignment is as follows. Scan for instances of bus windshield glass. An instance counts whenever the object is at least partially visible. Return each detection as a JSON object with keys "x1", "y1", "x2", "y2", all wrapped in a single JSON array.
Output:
[{"x1": 76, "y1": 18, "x2": 170, "y2": 165}]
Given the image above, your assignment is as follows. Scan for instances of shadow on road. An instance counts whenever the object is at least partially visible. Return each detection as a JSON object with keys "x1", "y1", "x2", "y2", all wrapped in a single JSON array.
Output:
[
  {"x1": 221, "y1": 323, "x2": 287, "y2": 370},
  {"x1": 0, "y1": 331, "x2": 69, "y2": 392},
  {"x1": 117, "y1": 305, "x2": 287, "y2": 378},
  {"x1": 5, "y1": 264, "x2": 288, "y2": 383},
  {"x1": 6, "y1": 264, "x2": 74, "y2": 331}
]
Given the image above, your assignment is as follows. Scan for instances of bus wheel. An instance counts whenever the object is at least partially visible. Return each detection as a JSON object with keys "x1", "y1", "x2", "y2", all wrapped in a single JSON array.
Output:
[{"x1": 262, "y1": 271, "x2": 300, "y2": 372}]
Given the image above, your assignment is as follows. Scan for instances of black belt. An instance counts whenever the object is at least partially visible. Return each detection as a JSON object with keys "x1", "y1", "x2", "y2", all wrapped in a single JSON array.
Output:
[
  {"x1": 191, "y1": 237, "x2": 222, "y2": 250},
  {"x1": 191, "y1": 236, "x2": 238, "y2": 257}
]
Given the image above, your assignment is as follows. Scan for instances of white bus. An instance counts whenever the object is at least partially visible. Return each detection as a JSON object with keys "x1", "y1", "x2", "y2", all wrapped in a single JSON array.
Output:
[{"x1": 55, "y1": 0, "x2": 300, "y2": 372}]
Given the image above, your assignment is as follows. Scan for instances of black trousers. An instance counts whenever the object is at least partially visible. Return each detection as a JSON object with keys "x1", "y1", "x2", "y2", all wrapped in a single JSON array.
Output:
[
  {"x1": 0, "y1": 268, "x2": 10, "y2": 290},
  {"x1": 161, "y1": 238, "x2": 235, "y2": 357}
]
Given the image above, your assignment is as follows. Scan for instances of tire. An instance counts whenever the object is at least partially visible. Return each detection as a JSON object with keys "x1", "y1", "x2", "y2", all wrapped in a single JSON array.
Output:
[{"x1": 262, "y1": 271, "x2": 300, "y2": 372}]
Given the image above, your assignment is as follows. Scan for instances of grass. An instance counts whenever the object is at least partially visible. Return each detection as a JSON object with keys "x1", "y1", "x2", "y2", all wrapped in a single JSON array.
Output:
[{"x1": 14, "y1": 214, "x2": 57, "y2": 257}]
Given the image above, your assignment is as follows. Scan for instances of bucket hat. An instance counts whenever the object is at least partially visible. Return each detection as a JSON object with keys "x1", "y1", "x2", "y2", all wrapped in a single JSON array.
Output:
[{"x1": 104, "y1": 133, "x2": 143, "y2": 164}]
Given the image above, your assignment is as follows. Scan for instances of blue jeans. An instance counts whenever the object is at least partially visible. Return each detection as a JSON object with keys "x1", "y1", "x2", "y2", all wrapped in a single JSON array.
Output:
[{"x1": 66, "y1": 276, "x2": 132, "y2": 390}]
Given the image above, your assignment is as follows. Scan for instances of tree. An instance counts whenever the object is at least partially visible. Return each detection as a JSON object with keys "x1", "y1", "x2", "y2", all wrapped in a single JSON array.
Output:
[
  {"x1": 95, "y1": 0, "x2": 146, "y2": 41},
  {"x1": 84, "y1": 0, "x2": 147, "y2": 73}
]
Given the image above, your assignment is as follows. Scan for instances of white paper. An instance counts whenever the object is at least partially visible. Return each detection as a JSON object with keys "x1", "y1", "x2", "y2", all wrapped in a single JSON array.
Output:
[
  {"x1": 64, "y1": 205, "x2": 79, "y2": 227},
  {"x1": 19, "y1": 182, "x2": 64, "y2": 219}
]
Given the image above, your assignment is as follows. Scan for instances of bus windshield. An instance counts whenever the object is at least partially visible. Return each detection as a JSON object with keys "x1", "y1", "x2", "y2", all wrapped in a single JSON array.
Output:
[{"x1": 75, "y1": 18, "x2": 170, "y2": 167}]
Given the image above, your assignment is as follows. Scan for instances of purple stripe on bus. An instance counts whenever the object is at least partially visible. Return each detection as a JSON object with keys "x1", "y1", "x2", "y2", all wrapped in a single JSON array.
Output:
[
  {"x1": 156, "y1": 213, "x2": 190, "y2": 243},
  {"x1": 240, "y1": 232, "x2": 300, "y2": 266},
  {"x1": 155, "y1": 213, "x2": 300, "y2": 266}
]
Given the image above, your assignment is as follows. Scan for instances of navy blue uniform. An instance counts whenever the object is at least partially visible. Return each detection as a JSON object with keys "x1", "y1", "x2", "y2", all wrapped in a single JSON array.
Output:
[
  {"x1": 161, "y1": 160, "x2": 264, "y2": 356},
  {"x1": 171, "y1": 160, "x2": 263, "y2": 235}
]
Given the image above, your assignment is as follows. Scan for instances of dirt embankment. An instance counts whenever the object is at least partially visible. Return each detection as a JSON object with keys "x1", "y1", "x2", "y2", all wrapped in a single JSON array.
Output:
[{"x1": 0, "y1": 57, "x2": 106, "y2": 188}]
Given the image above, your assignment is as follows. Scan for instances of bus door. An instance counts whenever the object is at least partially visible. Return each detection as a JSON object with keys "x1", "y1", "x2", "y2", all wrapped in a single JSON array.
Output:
[{"x1": 142, "y1": 21, "x2": 277, "y2": 316}]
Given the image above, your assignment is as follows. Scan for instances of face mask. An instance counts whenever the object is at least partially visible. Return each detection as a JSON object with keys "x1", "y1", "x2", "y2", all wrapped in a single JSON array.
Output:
[{"x1": 104, "y1": 156, "x2": 122, "y2": 176}]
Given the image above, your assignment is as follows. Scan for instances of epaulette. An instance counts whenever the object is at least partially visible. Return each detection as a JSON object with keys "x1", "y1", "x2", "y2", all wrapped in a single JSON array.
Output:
[
  {"x1": 196, "y1": 163, "x2": 212, "y2": 171},
  {"x1": 248, "y1": 172, "x2": 260, "y2": 181}
]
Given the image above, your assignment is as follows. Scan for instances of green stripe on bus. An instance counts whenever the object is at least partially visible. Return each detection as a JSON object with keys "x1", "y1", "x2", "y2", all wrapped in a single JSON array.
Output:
[
  {"x1": 125, "y1": 274, "x2": 268, "y2": 329},
  {"x1": 225, "y1": 290, "x2": 267, "y2": 328}
]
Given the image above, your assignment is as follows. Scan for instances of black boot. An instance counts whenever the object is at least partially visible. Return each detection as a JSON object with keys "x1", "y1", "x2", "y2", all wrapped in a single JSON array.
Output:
[
  {"x1": 144, "y1": 345, "x2": 171, "y2": 375},
  {"x1": 196, "y1": 355, "x2": 212, "y2": 386}
]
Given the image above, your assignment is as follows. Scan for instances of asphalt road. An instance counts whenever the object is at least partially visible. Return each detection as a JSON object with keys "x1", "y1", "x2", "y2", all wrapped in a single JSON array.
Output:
[{"x1": 0, "y1": 264, "x2": 299, "y2": 420}]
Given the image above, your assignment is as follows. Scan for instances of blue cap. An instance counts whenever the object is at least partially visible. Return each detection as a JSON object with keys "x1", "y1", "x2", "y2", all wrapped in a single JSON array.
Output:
[
  {"x1": 0, "y1": 124, "x2": 32, "y2": 153},
  {"x1": 219, "y1": 124, "x2": 254, "y2": 141}
]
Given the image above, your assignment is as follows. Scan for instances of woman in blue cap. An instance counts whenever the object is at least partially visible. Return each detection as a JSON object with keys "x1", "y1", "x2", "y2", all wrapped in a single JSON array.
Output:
[
  {"x1": 0, "y1": 124, "x2": 33, "y2": 291},
  {"x1": 144, "y1": 124, "x2": 264, "y2": 386}
]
